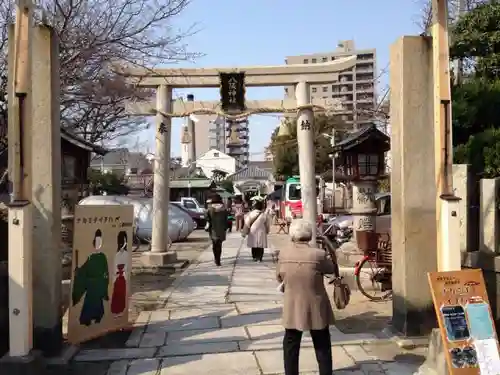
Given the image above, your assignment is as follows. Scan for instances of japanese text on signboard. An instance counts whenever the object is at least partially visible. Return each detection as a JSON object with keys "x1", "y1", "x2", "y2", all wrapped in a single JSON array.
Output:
[{"x1": 220, "y1": 72, "x2": 246, "y2": 113}]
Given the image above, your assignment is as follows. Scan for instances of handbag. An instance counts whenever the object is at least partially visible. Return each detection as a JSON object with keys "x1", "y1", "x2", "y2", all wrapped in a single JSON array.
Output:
[
  {"x1": 332, "y1": 276, "x2": 351, "y2": 310},
  {"x1": 241, "y1": 211, "x2": 263, "y2": 236}
]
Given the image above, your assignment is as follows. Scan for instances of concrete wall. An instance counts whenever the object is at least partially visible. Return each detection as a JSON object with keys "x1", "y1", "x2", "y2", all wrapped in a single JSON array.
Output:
[{"x1": 462, "y1": 177, "x2": 500, "y2": 327}]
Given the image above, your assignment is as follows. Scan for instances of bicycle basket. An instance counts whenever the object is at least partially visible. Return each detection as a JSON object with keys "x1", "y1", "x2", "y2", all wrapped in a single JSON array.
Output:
[{"x1": 355, "y1": 231, "x2": 379, "y2": 253}]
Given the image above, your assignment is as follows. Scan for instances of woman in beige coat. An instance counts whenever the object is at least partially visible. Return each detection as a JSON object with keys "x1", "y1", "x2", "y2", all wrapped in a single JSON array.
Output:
[
  {"x1": 242, "y1": 200, "x2": 270, "y2": 262},
  {"x1": 276, "y1": 219, "x2": 336, "y2": 375}
]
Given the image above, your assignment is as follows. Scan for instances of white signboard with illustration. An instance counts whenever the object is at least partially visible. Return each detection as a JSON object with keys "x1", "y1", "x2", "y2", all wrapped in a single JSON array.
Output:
[{"x1": 68, "y1": 205, "x2": 134, "y2": 344}]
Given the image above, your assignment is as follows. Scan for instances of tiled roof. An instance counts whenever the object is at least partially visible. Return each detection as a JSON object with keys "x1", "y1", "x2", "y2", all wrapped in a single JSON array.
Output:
[
  {"x1": 226, "y1": 165, "x2": 274, "y2": 181},
  {"x1": 90, "y1": 148, "x2": 152, "y2": 170},
  {"x1": 61, "y1": 128, "x2": 107, "y2": 155},
  {"x1": 248, "y1": 161, "x2": 273, "y2": 171},
  {"x1": 170, "y1": 179, "x2": 215, "y2": 189},
  {"x1": 333, "y1": 124, "x2": 390, "y2": 153}
]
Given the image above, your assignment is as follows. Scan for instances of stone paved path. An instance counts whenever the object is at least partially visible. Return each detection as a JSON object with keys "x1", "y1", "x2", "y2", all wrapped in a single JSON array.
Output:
[{"x1": 73, "y1": 233, "x2": 425, "y2": 374}]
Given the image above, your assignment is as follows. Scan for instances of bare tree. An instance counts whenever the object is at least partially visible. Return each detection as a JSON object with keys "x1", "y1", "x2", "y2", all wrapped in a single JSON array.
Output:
[
  {"x1": 416, "y1": 0, "x2": 490, "y2": 33},
  {"x1": 0, "y1": 0, "x2": 199, "y2": 148}
]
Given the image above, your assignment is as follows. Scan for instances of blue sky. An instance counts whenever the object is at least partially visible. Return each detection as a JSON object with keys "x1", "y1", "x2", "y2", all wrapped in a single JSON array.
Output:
[{"x1": 132, "y1": 0, "x2": 424, "y2": 158}]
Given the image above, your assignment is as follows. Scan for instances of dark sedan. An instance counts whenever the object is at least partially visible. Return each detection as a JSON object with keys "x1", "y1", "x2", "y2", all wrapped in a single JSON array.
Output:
[{"x1": 172, "y1": 202, "x2": 206, "y2": 229}]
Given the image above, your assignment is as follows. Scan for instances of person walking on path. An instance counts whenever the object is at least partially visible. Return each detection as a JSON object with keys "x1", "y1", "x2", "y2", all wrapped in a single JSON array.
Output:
[
  {"x1": 206, "y1": 194, "x2": 228, "y2": 266},
  {"x1": 276, "y1": 219, "x2": 336, "y2": 375},
  {"x1": 242, "y1": 199, "x2": 270, "y2": 262},
  {"x1": 233, "y1": 197, "x2": 245, "y2": 231}
]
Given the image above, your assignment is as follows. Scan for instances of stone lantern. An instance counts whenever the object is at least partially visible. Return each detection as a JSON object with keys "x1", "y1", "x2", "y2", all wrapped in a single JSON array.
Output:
[{"x1": 332, "y1": 124, "x2": 390, "y2": 238}]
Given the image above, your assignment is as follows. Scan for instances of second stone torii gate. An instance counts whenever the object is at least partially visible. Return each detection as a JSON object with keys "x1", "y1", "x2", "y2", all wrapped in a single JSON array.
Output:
[{"x1": 122, "y1": 57, "x2": 357, "y2": 265}]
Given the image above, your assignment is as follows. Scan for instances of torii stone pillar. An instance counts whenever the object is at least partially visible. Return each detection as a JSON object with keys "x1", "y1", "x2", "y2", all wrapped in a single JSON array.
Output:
[
  {"x1": 295, "y1": 81, "x2": 317, "y2": 244},
  {"x1": 143, "y1": 85, "x2": 177, "y2": 265},
  {"x1": 390, "y1": 36, "x2": 437, "y2": 336}
]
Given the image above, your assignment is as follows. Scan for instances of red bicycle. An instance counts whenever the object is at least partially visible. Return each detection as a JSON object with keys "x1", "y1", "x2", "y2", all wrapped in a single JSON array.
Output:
[{"x1": 354, "y1": 232, "x2": 393, "y2": 301}]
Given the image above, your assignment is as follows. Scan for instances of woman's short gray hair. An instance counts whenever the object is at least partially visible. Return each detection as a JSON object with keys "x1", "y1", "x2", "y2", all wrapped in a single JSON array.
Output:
[{"x1": 289, "y1": 219, "x2": 312, "y2": 242}]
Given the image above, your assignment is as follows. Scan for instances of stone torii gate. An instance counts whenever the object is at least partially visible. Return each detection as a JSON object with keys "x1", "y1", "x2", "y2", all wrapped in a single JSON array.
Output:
[{"x1": 122, "y1": 57, "x2": 356, "y2": 265}]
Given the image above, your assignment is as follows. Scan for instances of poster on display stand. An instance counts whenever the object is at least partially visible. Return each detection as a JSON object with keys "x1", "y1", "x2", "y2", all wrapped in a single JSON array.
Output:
[
  {"x1": 428, "y1": 269, "x2": 500, "y2": 374},
  {"x1": 67, "y1": 205, "x2": 134, "y2": 344}
]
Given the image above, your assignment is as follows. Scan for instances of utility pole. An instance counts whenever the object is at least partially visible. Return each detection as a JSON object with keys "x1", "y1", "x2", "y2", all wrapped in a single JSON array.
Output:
[{"x1": 187, "y1": 94, "x2": 196, "y2": 163}]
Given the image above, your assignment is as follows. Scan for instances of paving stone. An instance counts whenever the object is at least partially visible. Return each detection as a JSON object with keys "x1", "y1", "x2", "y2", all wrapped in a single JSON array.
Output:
[
  {"x1": 168, "y1": 306, "x2": 236, "y2": 319},
  {"x1": 127, "y1": 358, "x2": 161, "y2": 375},
  {"x1": 220, "y1": 312, "x2": 282, "y2": 328},
  {"x1": 74, "y1": 348, "x2": 156, "y2": 362},
  {"x1": 255, "y1": 347, "x2": 356, "y2": 374},
  {"x1": 147, "y1": 315, "x2": 220, "y2": 332},
  {"x1": 149, "y1": 309, "x2": 170, "y2": 322},
  {"x1": 106, "y1": 360, "x2": 129, "y2": 375},
  {"x1": 139, "y1": 331, "x2": 167, "y2": 347},
  {"x1": 165, "y1": 326, "x2": 249, "y2": 344},
  {"x1": 238, "y1": 339, "x2": 282, "y2": 351},
  {"x1": 382, "y1": 362, "x2": 421, "y2": 374},
  {"x1": 159, "y1": 351, "x2": 260, "y2": 375},
  {"x1": 342, "y1": 345, "x2": 376, "y2": 362},
  {"x1": 227, "y1": 294, "x2": 282, "y2": 303},
  {"x1": 125, "y1": 327, "x2": 145, "y2": 347},
  {"x1": 134, "y1": 311, "x2": 151, "y2": 325},
  {"x1": 331, "y1": 370, "x2": 365, "y2": 375},
  {"x1": 165, "y1": 298, "x2": 228, "y2": 307},
  {"x1": 244, "y1": 324, "x2": 363, "y2": 344},
  {"x1": 361, "y1": 343, "x2": 404, "y2": 362},
  {"x1": 359, "y1": 362, "x2": 386, "y2": 374},
  {"x1": 235, "y1": 302, "x2": 282, "y2": 315},
  {"x1": 158, "y1": 341, "x2": 239, "y2": 357}
]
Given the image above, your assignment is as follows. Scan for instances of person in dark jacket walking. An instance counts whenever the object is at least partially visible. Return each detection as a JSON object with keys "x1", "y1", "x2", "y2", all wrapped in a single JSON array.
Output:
[{"x1": 207, "y1": 194, "x2": 228, "y2": 266}]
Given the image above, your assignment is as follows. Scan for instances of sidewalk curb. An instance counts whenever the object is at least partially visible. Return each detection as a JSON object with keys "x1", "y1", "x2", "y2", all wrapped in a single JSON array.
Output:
[{"x1": 131, "y1": 260, "x2": 190, "y2": 275}]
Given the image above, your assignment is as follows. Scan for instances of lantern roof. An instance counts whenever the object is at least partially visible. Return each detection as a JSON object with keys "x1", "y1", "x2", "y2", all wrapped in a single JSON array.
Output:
[{"x1": 333, "y1": 124, "x2": 390, "y2": 153}]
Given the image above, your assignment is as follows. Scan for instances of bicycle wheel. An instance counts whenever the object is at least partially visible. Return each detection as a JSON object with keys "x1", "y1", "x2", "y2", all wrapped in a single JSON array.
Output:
[{"x1": 355, "y1": 257, "x2": 392, "y2": 301}]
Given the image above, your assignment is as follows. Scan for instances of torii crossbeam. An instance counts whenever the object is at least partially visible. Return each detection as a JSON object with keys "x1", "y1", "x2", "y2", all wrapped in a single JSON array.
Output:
[{"x1": 121, "y1": 56, "x2": 357, "y2": 263}]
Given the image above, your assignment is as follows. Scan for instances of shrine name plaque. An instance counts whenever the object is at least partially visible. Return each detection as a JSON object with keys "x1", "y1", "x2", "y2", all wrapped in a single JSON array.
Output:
[
  {"x1": 219, "y1": 72, "x2": 246, "y2": 113},
  {"x1": 428, "y1": 269, "x2": 500, "y2": 375}
]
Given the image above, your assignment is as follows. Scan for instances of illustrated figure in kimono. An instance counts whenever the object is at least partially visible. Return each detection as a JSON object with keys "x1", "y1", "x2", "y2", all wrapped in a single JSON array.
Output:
[
  {"x1": 111, "y1": 231, "x2": 128, "y2": 315},
  {"x1": 72, "y1": 229, "x2": 110, "y2": 326}
]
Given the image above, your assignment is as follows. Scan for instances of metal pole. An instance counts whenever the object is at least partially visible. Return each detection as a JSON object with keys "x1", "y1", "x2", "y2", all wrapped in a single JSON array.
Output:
[
  {"x1": 295, "y1": 81, "x2": 317, "y2": 245},
  {"x1": 187, "y1": 94, "x2": 196, "y2": 162},
  {"x1": 150, "y1": 85, "x2": 172, "y2": 253}
]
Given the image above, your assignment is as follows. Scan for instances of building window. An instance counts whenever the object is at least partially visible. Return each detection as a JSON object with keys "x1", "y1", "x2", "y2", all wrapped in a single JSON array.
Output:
[
  {"x1": 358, "y1": 154, "x2": 379, "y2": 176},
  {"x1": 311, "y1": 58, "x2": 317, "y2": 63},
  {"x1": 322, "y1": 86, "x2": 328, "y2": 92},
  {"x1": 303, "y1": 59, "x2": 309, "y2": 64},
  {"x1": 312, "y1": 87, "x2": 317, "y2": 93},
  {"x1": 213, "y1": 152, "x2": 219, "y2": 157},
  {"x1": 129, "y1": 168, "x2": 138, "y2": 175},
  {"x1": 322, "y1": 57, "x2": 327, "y2": 62}
]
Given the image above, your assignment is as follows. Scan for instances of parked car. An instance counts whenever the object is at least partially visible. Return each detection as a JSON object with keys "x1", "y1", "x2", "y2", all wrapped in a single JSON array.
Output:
[
  {"x1": 173, "y1": 197, "x2": 206, "y2": 214},
  {"x1": 172, "y1": 202, "x2": 206, "y2": 229},
  {"x1": 328, "y1": 192, "x2": 391, "y2": 234},
  {"x1": 78, "y1": 195, "x2": 195, "y2": 242}
]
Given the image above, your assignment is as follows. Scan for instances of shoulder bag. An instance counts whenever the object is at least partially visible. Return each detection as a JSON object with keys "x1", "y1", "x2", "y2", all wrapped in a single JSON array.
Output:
[
  {"x1": 332, "y1": 276, "x2": 351, "y2": 309},
  {"x1": 241, "y1": 211, "x2": 263, "y2": 236}
]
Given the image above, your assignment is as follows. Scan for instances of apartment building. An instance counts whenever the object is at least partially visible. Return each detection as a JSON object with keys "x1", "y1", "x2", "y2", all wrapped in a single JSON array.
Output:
[
  {"x1": 225, "y1": 117, "x2": 250, "y2": 167},
  {"x1": 180, "y1": 114, "x2": 250, "y2": 167},
  {"x1": 284, "y1": 40, "x2": 377, "y2": 128}
]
